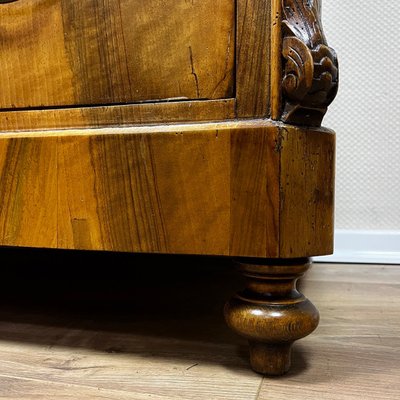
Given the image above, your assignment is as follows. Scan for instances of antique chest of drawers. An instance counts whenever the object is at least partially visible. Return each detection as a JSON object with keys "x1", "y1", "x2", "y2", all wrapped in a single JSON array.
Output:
[{"x1": 0, "y1": 0, "x2": 338, "y2": 375}]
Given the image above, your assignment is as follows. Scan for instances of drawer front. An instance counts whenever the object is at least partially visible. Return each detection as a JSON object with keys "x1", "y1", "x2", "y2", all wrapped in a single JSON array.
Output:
[{"x1": 0, "y1": 0, "x2": 235, "y2": 109}]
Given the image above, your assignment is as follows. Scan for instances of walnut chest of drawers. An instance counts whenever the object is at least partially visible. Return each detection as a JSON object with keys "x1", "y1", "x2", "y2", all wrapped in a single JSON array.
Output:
[{"x1": 0, "y1": 0, "x2": 338, "y2": 375}]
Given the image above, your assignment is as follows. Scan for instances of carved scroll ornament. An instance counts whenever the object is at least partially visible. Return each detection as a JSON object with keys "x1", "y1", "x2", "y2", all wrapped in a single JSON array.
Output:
[{"x1": 281, "y1": 0, "x2": 338, "y2": 126}]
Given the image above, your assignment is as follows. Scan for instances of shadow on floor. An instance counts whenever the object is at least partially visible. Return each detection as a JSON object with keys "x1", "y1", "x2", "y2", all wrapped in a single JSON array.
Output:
[
  {"x1": 0, "y1": 248, "x2": 313, "y2": 375},
  {"x1": 0, "y1": 248, "x2": 255, "y2": 370}
]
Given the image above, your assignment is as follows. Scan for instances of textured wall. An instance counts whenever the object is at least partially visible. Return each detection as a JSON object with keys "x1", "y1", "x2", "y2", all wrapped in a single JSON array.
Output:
[{"x1": 322, "y1": 1, "x2": 400, "y2": 230}]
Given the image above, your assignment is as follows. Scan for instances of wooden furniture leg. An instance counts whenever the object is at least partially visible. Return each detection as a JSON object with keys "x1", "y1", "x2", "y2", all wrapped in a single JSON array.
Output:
[{"x1": 224, "y1": 258, "x2": 319, "y2": 375}]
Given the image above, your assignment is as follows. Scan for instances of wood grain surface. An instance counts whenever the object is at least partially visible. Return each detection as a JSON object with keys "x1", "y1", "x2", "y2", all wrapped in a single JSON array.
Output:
[
  {"x1": 0, "y1": 129, "x2": 231, "y2": 254},
  {"x1": 270, "y1": 0, "x2": 282, "y2": 120},
  {"x1": 279, "y1": 125, "x2": 335, "y2": 258},
  {"x1": 0, "y1": 137, "x2": 58, "y2": 248},
  {"x1": 230, "y1": 127, "x2": 279, "y2": 257},
  {"x1": 236, "y1": 0, "x2": 271, "y2": 117},
  {"x1": 0, "y1": 121, "x2": 334, "y2": 258},
  {"x1": 225, "y1": 258, "x2": 319, "y2": 375},
  {"x1": 0, "y1": 0, "x2": 235, "y2": 108},
  {"x1": 0, "y1": 100, "x2": 236, "y2": 132},
  {"x1": 0, "y1": 261, "x2": 398, "y2": 399}
]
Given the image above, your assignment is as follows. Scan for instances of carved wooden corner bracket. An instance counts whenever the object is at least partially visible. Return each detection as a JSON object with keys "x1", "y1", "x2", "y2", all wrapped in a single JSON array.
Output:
[{"x1": 281, "y1": 0, "x2": 339, "y2": 126}]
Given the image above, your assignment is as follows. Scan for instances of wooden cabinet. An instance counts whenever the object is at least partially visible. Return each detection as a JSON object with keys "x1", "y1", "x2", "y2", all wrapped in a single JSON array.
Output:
[{"x1": 0, "y1": 0, "x2": 338, "y2": 376}]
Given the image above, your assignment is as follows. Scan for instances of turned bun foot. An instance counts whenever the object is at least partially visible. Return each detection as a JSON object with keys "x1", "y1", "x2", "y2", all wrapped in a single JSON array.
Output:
[{"x1": 224, "y1": 258, "x2": 319, "y2": 375}]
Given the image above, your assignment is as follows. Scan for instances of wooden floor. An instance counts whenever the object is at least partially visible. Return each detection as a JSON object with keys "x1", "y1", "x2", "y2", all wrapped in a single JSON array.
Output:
[{"x1": 0, "y1": 249, "x2": 398, "y2": 399}]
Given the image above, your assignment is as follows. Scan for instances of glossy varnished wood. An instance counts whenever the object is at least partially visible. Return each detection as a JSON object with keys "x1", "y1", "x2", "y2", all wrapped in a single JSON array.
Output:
[
  {"x1": 270, "y1": 0, "x2": 283, "y2": 120},
  {"x1": 230, "y1": 127, "x2": 279, "y2": 258},
  {"x1": 0, "y1": 0, "x2": 235, "y2": 108},
  {"x1": 225, "y1": 258, "x2": 319, "y2": 375},
  {"x1": 58, "y1": 130, "x2": 231, "y2": 253},
  {"x1": 0, "y1": 137, "x2": 58, "y2": 247},
  {"x1": 236, "y1": 0, "x2": 271, "y2": 117},
  {"x1": 0, "y1": 99, "x2": 236, "y2": 131},
  {"x1": 279, "y1": 124, "x2": 335, "y2": 258},
  {"x1": 0, "y1": 128, "x2": 231, "y2": 254},
  {"x1": 0, "y1": 121, "x2": 334, "y2": 258}
]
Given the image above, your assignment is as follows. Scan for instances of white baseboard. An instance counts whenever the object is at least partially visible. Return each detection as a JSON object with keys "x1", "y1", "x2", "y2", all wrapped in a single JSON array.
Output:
[{"x1": 313, "y1": 230, "x2": 400, "y2": 264}]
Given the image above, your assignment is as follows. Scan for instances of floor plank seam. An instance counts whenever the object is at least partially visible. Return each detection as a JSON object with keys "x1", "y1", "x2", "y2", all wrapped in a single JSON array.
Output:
[{"x1": 255, "y1": 376, "x2": 264, "y2": 400}]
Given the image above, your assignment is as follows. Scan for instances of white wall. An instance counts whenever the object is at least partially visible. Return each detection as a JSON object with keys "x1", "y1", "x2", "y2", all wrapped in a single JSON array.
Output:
[{"x1": 316, "y1": 1, "x2": 400, "y2": 262}]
